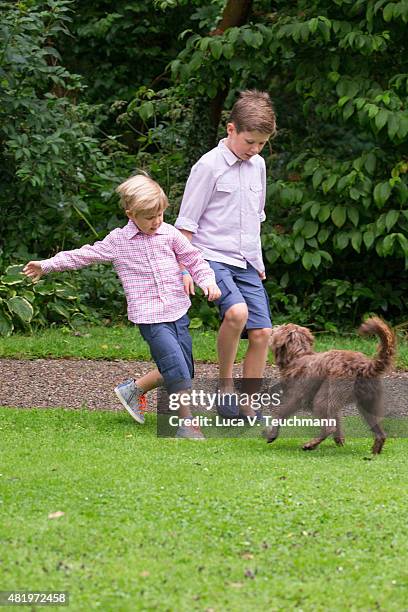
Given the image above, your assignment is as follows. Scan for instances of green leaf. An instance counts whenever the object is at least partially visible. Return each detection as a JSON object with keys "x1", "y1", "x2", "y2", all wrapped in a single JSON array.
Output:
[
  {"x1": 366, "y1": 104, "x2": 379, "y2": 118},
  {"x1": 304, "y1": 158, "x2": 319, "y2": 176},
  {"x1": 7, "y1": 296, "x2": 34, "y2": 322},
  {"x1": 387, "y1": 113, "x2": 400, "y2": 140},
  {"x1": 302, "y1": 252, "x2": 313, "y2": 270},
  {"x1": 1, "y1": 274, "x2": 24, "y2": 285},
  {"x1": 385, "y1": 209, "x2": 399, "y2": 231},
  {"x1": 281, "y1": 247, "x2": 296, "y2": 264},
  {"x1": 318, "y1": 228, "x2": 330, "y2": 243},
  {"x1": 49, "y1": 303, "x2": 71, "y2": 319},
  {"x1": 351, "y1": 230, "x2": 362, "y2": 252},
  {"x1": 227, "y1": 27, "x2": 240, "y2": 44},
  {"x1": 189, "y1": 317, "x2": 203, "y2": 329},
  {"x1": 383, "y1": 3, "x2": 394, "y2": 21},
  {"x1": 312, "y1": 168, "x2": 324, "y2": 189},
  {"x1": 348, "y1": 208, "x2": 359, "y2": 226},
  {"x1": 222, "y1": 44, "x2": 234, "y2": 59},
  {"x1": 33, "y1": 284, "x2": 53, "y2": 296},
  {"x1": 210, "y1": 39, "x2": 222, "y2": 60},
  {"x1": 343, "y1": 101, "x2": 354, "y2": 120},
  {"x1": 138, "y1": 101, "x2": 154, "y2": 122},
  {"x1": 331, "y1": 206, "x2": 346, "y2": 227},
  {"x1": 5, "y1": 264, "x2": 24, "y2": 275},
  {"x1": 310, "y1": 202, "x2": 321, "y2": 219},
  {"x1": 320, "y1": 250, "x2": 333, "y2": 263},
  {"x1": 318, "y1": 205, "x2": 331, "y2": 223},
  {"x1": 199, "y1": 37, "x2": 211, "y2": 52},
  {"x1": 363, "y1": 230, "x2": 375, "y2": 249},
  {"x1": 322, "y1": 175, "x2": 337, "y2": 193},
  {"x1": 397, "y1": 233, "x2": 408, "y2": 255},
  {"x1": 280, "y1": 272, "x2": 289, "y2": 288},
  {"x1": 373, "y1": 181, "x2": 392, "y2": 207},
  {"x1": 243, "y1": 29, "x2": 262, "y2": 48},
  {"x1": 311, "y1": 252, "x2": 321, "y2": 268},
  {"x1": 188, "y1": 52, "x2": 203, "y2": 71},
  {"x1": 375, "y1": 108, "x2": 389, "y2": 130},
  {"x1": 338, "y1": 96, "x2": 350, "y2": 107},
  {"x1": 294, "y1": 236, "x2": 305, "y2": 253},
  {"x1": 364, "y1": 153, "x2": 376, "y2": 175},
  {"x1": 0, "y1": 310, "x2": 14, "y2": 336},
  {"x1": 302, "y1": 221, "x2": 319, "y2": 239},
  {"x1": 293, "y1": 218, "x2": 305, "y2": 233},
  {"x1": 335, "y1": 232, "x2": 349, "y2": 249},
  {"x1": 382, "y1": 234, "x2": 395, "y2": 255}
]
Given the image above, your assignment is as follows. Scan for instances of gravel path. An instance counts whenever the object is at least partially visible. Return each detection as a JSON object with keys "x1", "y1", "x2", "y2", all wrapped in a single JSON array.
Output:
[
  {"x1": 1, "y1": 358, "x2": 407, "y2": 416},
  {"x1": 0, "y1": 358, "x2": 280, "y2": 411}
]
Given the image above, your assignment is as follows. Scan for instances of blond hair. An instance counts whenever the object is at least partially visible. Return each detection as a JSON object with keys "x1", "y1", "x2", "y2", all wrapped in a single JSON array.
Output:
[
  {"x1": 229, "y1": 90, "x2": 276, "y2": 136},
  {"x1": 116, "y1": 174, "x2": 168, "y2": 215}
]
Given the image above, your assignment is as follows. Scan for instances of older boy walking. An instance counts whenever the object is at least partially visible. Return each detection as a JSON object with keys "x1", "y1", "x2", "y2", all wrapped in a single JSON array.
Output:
[{"x1": 176, "y1": 90, "x2": 276, "y2": 418}]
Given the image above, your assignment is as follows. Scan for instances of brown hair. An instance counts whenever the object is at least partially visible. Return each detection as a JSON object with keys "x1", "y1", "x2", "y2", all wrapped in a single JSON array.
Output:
[
  {"x1": 116, "y1": 174, "x2": 168, "y2": 216},
  {"x1": 229, "y1": 89, "x2": 276, "y2": 136}
]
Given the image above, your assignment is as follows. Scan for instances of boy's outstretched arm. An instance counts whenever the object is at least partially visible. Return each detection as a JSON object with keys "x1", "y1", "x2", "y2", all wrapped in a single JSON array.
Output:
[{"x1": 23, "y1": 234, "x2": 116, "y2": 282}]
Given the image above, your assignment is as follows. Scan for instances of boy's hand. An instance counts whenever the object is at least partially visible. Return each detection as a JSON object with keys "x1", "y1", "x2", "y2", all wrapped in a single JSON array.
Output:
[
  {"x1": 181, "y1": 271, "x2": 195, "y2": 296},
  {"x1": 23, "y1": 261, "x2": 44, "y2": 282},
  {"x1": 203, "y1": 284, "x2": 221, "y2": 302},
  {"x1": 258, "y1": 271, "x2": 266, "y2": 280}
]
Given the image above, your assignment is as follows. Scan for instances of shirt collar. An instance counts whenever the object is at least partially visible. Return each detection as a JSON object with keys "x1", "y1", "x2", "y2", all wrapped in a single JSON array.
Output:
[
  {"x1": 218, "y1": 138, "x2": 242, "y2": 166},
  {"x1": 122, "y1": 219, "x2": 170, "y2": 238}
]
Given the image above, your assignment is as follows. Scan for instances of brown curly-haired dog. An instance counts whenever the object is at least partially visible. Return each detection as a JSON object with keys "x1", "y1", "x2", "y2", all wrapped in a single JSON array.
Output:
[{"x1": 266, "y1": 317, "x2": 396, "y2": 454}]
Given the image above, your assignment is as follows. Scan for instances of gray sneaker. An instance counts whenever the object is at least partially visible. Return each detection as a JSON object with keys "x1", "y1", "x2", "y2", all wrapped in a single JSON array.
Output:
[
  {"x1": 176, "y1": 425, "x2": 205, "y2": 440},
  {"x1": 114, "y1": 379, "x2": 146, "y2": 424}
]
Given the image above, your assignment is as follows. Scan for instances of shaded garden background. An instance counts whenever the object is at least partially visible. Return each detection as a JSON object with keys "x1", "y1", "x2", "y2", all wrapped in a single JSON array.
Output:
[{"x1": 1, "y1": 0, "x2": 407, "y2": 335}]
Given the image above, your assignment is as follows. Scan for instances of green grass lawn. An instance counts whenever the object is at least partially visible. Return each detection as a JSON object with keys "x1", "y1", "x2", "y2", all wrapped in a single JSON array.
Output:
[
  {"x1": 1, "y1": 407, "x2": 408, "y2": 611},
  {"x1": 1, "y1": 325, "x2": 408, "y2": 368}
]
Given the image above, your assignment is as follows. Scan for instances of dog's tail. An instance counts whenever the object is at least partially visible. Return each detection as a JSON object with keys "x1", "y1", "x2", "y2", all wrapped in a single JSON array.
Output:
[{"x1": 358, "y1": 317, "x2": 396, "y2": 376}]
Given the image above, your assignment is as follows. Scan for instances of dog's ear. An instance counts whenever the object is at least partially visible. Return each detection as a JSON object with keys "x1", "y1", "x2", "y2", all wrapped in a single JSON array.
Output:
[
  {"x1": 269, "y1": 327, "x2": 285, "y2": 353},
  {"x1": 273, "y1": 344, "x2": 288, "y2": 369},
  {"x1": 298, "y1": 326, "x2": 314, "y2": 348},
  {"x1": 269, "y1": 327, "x2": 289, "y2": 367}
]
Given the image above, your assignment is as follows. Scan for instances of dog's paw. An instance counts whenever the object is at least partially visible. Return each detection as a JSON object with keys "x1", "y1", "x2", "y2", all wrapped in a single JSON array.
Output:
[
  {"x1": 372, "y1": 438, "x2": 385, "y2": 454},
  {"x1": 265, "y1": 426, "x2": 278, "y2": 444},
  {"x1": 334, "y1": 437, "x2": 345, "y2": 446},
  {"x1": 302, "y1": 441, "x2": 317, "y2": 451}
]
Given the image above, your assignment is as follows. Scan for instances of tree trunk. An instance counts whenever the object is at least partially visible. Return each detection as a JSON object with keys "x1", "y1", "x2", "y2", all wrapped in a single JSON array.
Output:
[{"x1": 187, "y1": 0, "x2": 252, "y2": 163}]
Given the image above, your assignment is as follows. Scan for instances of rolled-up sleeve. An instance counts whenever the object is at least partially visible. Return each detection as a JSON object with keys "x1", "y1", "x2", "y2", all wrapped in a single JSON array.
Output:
[{"x1": 175, "y1": 161, "x2": 216, "y2": 233}]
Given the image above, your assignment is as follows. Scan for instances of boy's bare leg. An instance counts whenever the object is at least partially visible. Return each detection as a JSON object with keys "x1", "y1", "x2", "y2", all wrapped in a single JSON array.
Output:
[
  {"x1": 240, "y1": 328, "x2": 272, "y2": 416},
  {"x1": 135, "y1": 368, "x2": 163, "y2": 393},
  {"x1": 217, "y1": 304, "x2": 248, "y2": 391},
  {"x1": 243, "y1": 328, "x2": 271, "y2": 377}
]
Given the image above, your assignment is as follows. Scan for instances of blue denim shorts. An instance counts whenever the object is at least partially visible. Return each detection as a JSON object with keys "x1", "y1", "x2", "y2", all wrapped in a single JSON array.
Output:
[
  {"x1": 209, "y1": 261, "x2": 272, "y2": 336},
  {"x1": 138, "y1": 314, "x2": 194, "y2": 394}
]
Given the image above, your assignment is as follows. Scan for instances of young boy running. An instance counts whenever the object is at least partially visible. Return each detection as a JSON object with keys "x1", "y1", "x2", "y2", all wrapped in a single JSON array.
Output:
[
  {"x1": 23, "y1": 174, "x2": 220, "y2": 438},
  {"x1": 175, "y1": 90, "x2": 276, "y2": 418}
]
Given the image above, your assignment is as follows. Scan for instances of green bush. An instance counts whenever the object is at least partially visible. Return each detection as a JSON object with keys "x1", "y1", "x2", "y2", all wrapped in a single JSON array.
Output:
[{"x1": 0, "y1": 265, "x2": 98, "y2": 336}]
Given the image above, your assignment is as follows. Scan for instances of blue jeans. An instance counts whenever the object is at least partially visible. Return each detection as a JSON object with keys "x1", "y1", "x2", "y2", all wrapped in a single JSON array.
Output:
[{"x1": 138, "y1": 314, "x2": 194, "y2": 393}]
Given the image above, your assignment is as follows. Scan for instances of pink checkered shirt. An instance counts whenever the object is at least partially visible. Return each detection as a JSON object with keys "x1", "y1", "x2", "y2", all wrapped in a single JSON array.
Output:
[{"x1": 39, "y1": 221, "x2": 216, "y2": 324}]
